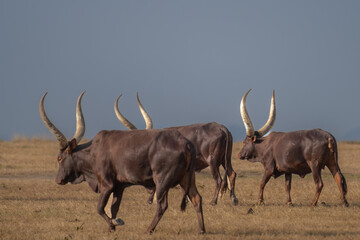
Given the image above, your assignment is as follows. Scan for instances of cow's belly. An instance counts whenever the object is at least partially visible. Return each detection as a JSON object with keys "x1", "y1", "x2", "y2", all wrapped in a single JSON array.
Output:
[
  {"x1": 115, "y1": 164, "x2": 153, "y2": 185},
  {"x1": 117, "y1": 174, "x2": 153, "y2": 185},
  {"x1": 194, "y1": 157, "x2": 208, "y2": 172},
  {"x1": 277, "y1": 161, "x2": 312, "y2": 177}
]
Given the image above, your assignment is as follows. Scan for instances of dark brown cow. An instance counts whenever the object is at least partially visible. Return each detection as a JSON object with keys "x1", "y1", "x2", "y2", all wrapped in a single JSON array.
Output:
[
  {"x1": 39, "y1": 91, "x2": 205, "y2": 234},
  {"x1": 238, "y1": 89, "x2": 348, "y2": 207},
  {"x1": 115, "y1": 94, "x2": 238, "y2": 206}
]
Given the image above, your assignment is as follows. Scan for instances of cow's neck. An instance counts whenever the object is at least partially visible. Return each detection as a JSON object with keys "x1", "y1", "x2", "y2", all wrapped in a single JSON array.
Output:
[
  {"x1": 253, "y1": 137, "x2": 270, "y2": 162},
  {"x1": 72, "y1": 141, "x2": 99, "y2": 192},
  {"x1": 254, "y1": 135, "x2": 276, "y2": 164}
]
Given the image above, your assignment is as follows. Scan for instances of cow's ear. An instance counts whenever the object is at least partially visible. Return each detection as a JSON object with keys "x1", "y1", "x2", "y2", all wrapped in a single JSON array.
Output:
[
  {"x1": 251, "y1": 135, "x2": 257, "y2": 143},
  {"x1": 68, "y1": 138, "x2": 77, "y2": 152}
]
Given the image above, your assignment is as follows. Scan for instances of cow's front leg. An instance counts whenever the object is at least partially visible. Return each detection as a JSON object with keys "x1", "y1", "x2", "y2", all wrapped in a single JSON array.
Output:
[
  {"x1": 258, "y1": 170, "x2": 272, "y2": 205},
  {"x1": 284, "y1": 173, "x2": 292, "y2": 205},
  {"x1": 97, "y1": 186, "x2": 115, "y2": 232}
]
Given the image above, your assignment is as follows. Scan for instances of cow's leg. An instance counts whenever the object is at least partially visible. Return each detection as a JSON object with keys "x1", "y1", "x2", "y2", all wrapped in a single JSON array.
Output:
[
  {"x1": 258, "y1": 170, "x2": 272, "y2": 205},
  {"x1": 326, "y1": 162, "x2": 349, "y2": 207},
  {"x1": 110, "y1": 185, "x2": 125, "y2": 226},
  {"x1": 333, "y1": 172, "x2": 349, "y2": 207},
  {"x1": 222, "y1": 163, "x2": 238, "y2": 206},
  {"x1": 97, "y1": 187, "x2": 115, "y2": 232},
  {"x1": 219, "y1": 163, "x2": 238, "y2": 205},
  {"x1": 223, "y1": 133, "x2": 238, "y2": 206},
  {"x1": 146, "y1": 188, "x2": 169, "y2": 234},
  {"x1": 219, "y1": 170, "x2": 228, "y2": 197},
  {"x1": 284, "y1": 173, "x2": 292, "y2": 205},
  {"x1": 209, "y1": 155, "x2": 222, "y2": 206},
  {"x1": 145, "y1": 188, "x2": 156, "y2": 204},
  {"x1": 310, "y1": 168, "x2": 323, "y2": 207},
  {"x1": 180, "y1": 171, "x2": 205, "y2": 234}
]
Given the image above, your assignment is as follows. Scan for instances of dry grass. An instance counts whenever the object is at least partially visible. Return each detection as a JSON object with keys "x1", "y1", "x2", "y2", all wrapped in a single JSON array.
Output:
[{"x1": 1, "y1": 139, "x2": 360, "y2": 239}]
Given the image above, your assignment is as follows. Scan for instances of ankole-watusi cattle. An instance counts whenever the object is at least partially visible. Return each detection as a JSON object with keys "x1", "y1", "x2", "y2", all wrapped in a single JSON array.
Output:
[
  {"x1": 39, "y1": 91, "x2": 205, "y2": 234},
  {"x1": 115, "y1": 94, "x2": 238, "y2": 206},
  {"x1": 238, "y1": 89, "x2": 348, "y2": 207}
]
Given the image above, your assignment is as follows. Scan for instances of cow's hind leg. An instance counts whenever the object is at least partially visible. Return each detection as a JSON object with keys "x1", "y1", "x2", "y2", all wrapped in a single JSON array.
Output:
[
  {"x1": 180, "y1": 171, "x2": 205, "y2": 234},
  {"x1": 228, "y1": 169, "x2": 238, "y2": 206},
  {"x1": 284, "y1": 173, "x2": 292, "y2": 205},
  {"x1": 209, "y1": 155, "x2": 222, "y2": 206},
  {"x1": 220, "y1": 163, "x2": 238, "y2": 206},
  {"x1": 310, "y1": 167, "x2": 323, "y2": 207},
  {"x1": 326, "y1": 161, "x2": 349, "y2": 207},
  {"x1": 146, "y1": 188, "x2": 169, "y2": 234}
]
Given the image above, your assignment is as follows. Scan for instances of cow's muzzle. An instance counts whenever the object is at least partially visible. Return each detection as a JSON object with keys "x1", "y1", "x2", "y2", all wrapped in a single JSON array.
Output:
[
  {"x1": 55, "y1": 178, "x2": 66, "y2": 185},
  {"x1": 237, "y1": 152, "x2": 245, "y2": 160}
]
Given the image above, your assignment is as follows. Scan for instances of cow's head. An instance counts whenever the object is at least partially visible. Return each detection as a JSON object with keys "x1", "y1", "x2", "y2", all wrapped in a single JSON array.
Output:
[
  {"x1": 39, "y1": 91, "x2": 86, "y2": 185},
  {"x1": 238, "y1": 89, "x2": 276, "y2": 161},
  {"x1": 114, "y1": 93, "x2": 153, "y2": 130},
  {"x1": 238, "y1": 135, "x2": 258, "y2": 160}
]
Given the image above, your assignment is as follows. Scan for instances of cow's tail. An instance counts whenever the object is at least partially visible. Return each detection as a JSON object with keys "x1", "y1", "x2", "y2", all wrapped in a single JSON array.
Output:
[
  {"x1": 220, "y1": 126, "x2": 233, "y2": 195},
  {"x1": 181, "y1": 141, "x2": 196, "y2": 211},
  {"x1": 328, "y1": 136, "x2": 347, "y2": 196}
]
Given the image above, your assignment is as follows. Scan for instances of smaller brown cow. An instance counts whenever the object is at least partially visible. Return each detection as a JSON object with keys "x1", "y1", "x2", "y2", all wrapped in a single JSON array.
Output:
[
  {"x1": 238, "y1": 89, "x2": 348, "y2": 207},
  {"x1": 39, "y1": 91, "x2": 205, "y2": 234},
  {"x1": 115, "y1": 94, "x2": 238, "y2": 205}
]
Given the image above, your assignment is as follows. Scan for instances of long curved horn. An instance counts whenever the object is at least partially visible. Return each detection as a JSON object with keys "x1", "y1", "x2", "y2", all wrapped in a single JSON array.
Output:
[
  {"x1": 114, "y1": 94, "x2": 137, "y2": 130},
  {"x1": 240, "y1": 89, "x2": 255, "y2": 137},
  {"x1": 137, "y1": 92, "x2": 153, "y2": 130},
  {"x1": 72, "y1": 90, "x2": 86, "y2": 144},
  {"x1": 39, "y1": 92, "x2": 68, "y2": 149},
  {"x1": 257, "y1": 90, "x2": 276, "y2": 137}
]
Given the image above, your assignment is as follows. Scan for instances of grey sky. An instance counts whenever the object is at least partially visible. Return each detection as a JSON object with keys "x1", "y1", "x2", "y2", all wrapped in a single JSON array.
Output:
[{"x1": 1, "y1": 1, "x2": 360, "y2": 141}]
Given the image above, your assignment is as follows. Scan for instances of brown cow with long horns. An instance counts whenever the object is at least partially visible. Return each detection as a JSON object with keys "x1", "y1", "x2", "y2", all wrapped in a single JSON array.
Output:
[
  {"x1": 115, "y1": 94, "x2": 238, "y2": 206},
  {"x1": 238, "y1": 89, "x2": 348, "y2": 207},
  {"x1": 39, "y1": 91, "x2": 205, "y2": 234}
]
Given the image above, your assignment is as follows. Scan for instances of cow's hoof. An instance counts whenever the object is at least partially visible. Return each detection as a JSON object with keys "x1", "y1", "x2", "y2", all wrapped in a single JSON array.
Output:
[
  {"x1": 286, "y1": 202, "x2": 293, "y2": 206},
  {"x1": 108, "y1": 224, "x2": 115, "y2": 232},
  {"x1": 232, "y1": 197, "x2": 239, "y2": 206},
  {"x1": 344, "y1": 201, "x2": 349, "y2": 207},
  {"x1": 198, "y1": 230, "x2": 206, "y2": 235},
  {"x1": 257, "y1": 200, "x2": 265, "y2": 206},
  {"x1": 146, "y1": 229, "x2": 155, "y2": 235},
  {"x1": 112, "y1": 218, "x2": 125, "y2": 226},
  {"x1": 209, "y1": 200, "x2": 217, "y2": 206}
]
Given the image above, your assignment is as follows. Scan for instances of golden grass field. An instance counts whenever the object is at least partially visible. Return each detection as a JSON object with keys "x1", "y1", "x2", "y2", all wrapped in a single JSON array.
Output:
[{"x1": 1, "y1": 137, "x2": 360, "y2": 240}]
